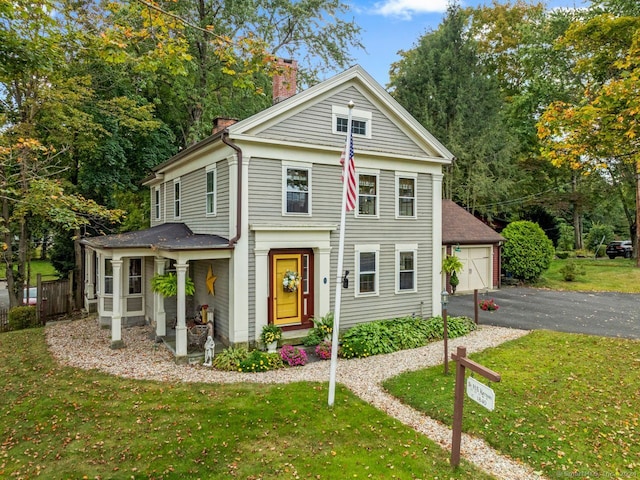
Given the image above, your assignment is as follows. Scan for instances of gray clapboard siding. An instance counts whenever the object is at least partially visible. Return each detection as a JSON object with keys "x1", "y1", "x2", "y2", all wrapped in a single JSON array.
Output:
[
  {"x1": 192, "y1": 259, "x2": 230, "y2": 343},
  {"x1": 260, "y1": 86, "x2": 429, "y2": 157}
]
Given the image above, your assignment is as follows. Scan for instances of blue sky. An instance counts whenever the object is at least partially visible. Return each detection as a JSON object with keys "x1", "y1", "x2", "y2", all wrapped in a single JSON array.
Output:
[{"x1": 345, "y1": 0, "x2": 591, "y2": 88}]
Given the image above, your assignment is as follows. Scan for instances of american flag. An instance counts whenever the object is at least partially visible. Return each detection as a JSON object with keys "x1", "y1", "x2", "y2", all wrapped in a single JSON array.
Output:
[{"x1": 340, "y1": 134, "x2": 356, "y2": 212}]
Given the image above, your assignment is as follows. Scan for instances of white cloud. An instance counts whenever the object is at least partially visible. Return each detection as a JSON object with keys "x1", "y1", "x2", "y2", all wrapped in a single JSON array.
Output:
[{"x1": 372, "y1": 0, "x2": 451, "y2": 19}]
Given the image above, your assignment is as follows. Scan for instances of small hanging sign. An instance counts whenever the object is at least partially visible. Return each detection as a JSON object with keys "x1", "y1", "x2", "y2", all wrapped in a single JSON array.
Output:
[{"x1": 466, "y1": 376, "x2": 495, "y2": 411}]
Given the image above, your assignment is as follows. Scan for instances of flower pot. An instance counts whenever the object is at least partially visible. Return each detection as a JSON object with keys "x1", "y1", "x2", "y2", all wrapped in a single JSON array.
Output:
[{"x1": 267, "y1": 341, "x2": 278, "y2": 353}]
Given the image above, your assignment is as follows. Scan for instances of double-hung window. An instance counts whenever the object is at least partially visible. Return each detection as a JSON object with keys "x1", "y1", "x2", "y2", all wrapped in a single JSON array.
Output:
[
  {"x1": 129, "y1": 258, "x2": 142, "y2": 294},
  {"x1": 104, "y1": 259, "x2": 113, "y2": 295},
  {"x1": 174, "y1": 179, "x2": 181, "y2": 219},
  {"x1": 396, "y1": 173, "x2": 417, "y2": 218},
  {"x1": 357, "y1": 171, "x2": 378, "y2": 217},
  {"x1": 355, "y1": 244, "x2": 379, "y2": 296},
  {"x1": 153, "y1": 187, "x2": 161, "y2": 221},
  {"x1": 396, "y1": 244, "x2": 418, "y2": 293},
  {"x1": 283, "y1": 164, "x2": 311, "y2": 215},
  {"x1": 206, "y1": 166, "x2": 216, "y2": 215}
]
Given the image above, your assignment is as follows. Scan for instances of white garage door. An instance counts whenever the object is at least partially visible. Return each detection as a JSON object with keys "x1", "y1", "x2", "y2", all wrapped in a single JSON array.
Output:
[{"x1": 456, "y1": 246, "x2": 492, "y2": 293}]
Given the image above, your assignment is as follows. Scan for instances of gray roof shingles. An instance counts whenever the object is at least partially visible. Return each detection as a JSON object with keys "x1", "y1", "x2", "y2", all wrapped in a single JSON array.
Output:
[
  {"x1": 81, "y1": 223, "x2": 230, "y2": 251},
  {"x1": 442, "y1": 200, "x2": 504, "y2": 245}
]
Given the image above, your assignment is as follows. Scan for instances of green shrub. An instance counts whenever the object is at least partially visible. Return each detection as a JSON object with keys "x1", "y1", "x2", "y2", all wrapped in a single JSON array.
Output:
[
  {"x1": 559, "y1": 259, "x2": 586, "y2": 282},
  {"x1": 212, "y1": 346, "x2": 250, "y2": 371},
  {"x1": 238, "y1": 350, "x2": 283, "y2": 372},
  {"x1": 502, "y1": 220, "x2": 555, "y2": 282},
  {"x1": 8, "y1": 306, "x2": 38, "y2": 331},
  {"x1": 585, "y1": 223, "x2": 614, "y2": 257},
  {"x1": 303, "y1": 312, "x2": 333, "y2": 346},
  {"x1": 338, "y1": 315, "x2": 476, "y2": 359},
  {"x1": 556, "y1": 251, "x2": 570, "y2": 259},
  {"x1": 556, "y1": 222, "x2": 575, "y2": 251}
]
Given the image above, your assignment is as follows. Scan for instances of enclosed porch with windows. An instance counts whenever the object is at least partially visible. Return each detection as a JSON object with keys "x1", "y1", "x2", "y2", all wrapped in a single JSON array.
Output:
[{"x1": 81, "y1": 223, "x2": 233, "y2": 362}]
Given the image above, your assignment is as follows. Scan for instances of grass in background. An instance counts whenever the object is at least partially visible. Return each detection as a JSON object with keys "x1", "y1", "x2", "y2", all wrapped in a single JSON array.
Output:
[
  {"x1": 0, "y1": 327, "x2": 494, "y2": 479},
  {"x1": 384, "y1": 330, "x2": 640, "y2": 478},
  {"x1": 535, "y1": 258, "x2": 640, "y2": 293},
  {"x1": 0, "y1": 259, "x2": 58, "y2": 282}
]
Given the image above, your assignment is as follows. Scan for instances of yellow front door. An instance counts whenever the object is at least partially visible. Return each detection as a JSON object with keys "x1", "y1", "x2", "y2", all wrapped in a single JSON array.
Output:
[{"x1": 272, "y1": 254, "x2": 302, "y2": 326}]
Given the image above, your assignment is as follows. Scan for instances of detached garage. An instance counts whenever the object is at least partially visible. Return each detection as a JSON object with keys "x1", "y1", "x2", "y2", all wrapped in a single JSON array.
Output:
[{"x1": 442, "y1": 200, "x2": 504, "y2": 293}]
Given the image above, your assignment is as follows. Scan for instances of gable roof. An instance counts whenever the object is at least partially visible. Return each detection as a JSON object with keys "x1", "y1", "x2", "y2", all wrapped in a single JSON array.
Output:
[
  {"x1": 442, "y1": 200, "x2": 504, "y2": 245},
  {"x1": 229, "y1": 65, "x2": 454, "y2": 162},
  {"x1": 81, "y1": 223, "x2": 230, "y2": 251}
]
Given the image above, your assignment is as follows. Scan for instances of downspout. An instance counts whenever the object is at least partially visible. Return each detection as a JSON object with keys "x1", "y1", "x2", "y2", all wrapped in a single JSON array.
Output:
[{"x1": 221, "y1": 130, "x2": 242, "y2": 247}]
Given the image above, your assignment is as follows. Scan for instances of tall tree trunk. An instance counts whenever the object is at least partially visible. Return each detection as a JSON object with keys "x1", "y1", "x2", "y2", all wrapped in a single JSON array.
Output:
[
  {"x1": 635, "y1": 158, "x2": 640, "y2": 267},
  {"x1": 571, "y1": 174, "x2": 583, "y2": 250}
]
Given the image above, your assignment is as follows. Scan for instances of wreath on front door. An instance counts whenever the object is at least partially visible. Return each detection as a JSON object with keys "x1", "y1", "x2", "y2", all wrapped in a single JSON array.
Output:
[{"x1": 282, "y1": 270, "x2": 301, "y2": 293}]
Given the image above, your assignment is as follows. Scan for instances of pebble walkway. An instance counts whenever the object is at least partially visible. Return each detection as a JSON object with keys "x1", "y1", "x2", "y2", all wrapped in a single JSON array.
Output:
[{"x1": 46, "y1": 317, "x2": 545, "y2": 480}]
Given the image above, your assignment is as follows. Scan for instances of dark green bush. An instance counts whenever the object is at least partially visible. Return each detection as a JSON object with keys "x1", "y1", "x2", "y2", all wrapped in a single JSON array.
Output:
[
  {"x1": 338, "y1": 315, "x2": 476, "y2": 359},
  {"x1": 212, "y1": 346, "x2": 249, "y2": 371},
  {"x1": 502, "y1": 220, "x2": 555, "y2": 282},
  {"x1": 8, "y1": 306, "x2": 38, "y2": 331},
  {"x1": 559, "y1": 259, "x2": 586, "y2": 282},
  {"x1": 556, "y1": 251, "x2": 570, "y2": 260},
  {"x1": 585, "y1": 223, "x2": 614, "y2": 257}
]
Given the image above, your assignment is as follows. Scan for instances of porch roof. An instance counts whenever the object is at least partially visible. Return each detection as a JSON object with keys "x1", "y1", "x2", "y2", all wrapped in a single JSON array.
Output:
[{"x1": 81, "y1": 223, "x2": 231, "y2": 251}]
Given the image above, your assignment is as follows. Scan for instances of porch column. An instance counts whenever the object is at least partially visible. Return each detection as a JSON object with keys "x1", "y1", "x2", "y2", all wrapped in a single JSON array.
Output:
[
  {"x1": 154, "y1": 257, "x2": 166, "y2": 337},
  {"x1": 111, "y1": 258, "x2": 124, "y2": 349},
  {"x1": 432, "y1": 173, "x2": 444, "y2": 317},
  {"x1": 175, "y1": 261, "x2": 188, "y2": 360}
]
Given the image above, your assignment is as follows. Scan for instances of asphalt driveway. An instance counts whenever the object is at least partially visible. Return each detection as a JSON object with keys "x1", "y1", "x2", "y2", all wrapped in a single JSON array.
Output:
[{"x1": 447, "y1": 287, "x2": 640, "y2": 340}]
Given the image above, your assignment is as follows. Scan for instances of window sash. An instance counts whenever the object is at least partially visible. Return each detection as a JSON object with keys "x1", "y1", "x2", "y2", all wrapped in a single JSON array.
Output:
[
  {"x1": 174, "y1": 181, "x2": 181, "y2": 218},
  {"x1": 286, "y1": 168, "x2": 309, "y2": 213},
  {"x1": 129, "y1": 258, "x2": 142, "y2": 294},
  {"x1": 337, "y1": 117, "x2": 367, "y2": 135},
  {"x1": 206, "y1": 170, "x2": 215, "y2": 215},
  {"x1": 154, "y1": 188, "x2": 160, "y2": 220},
  {"x1": 104, "y1": 259, "x2": 113, "y2": 295},
  {"x1": 398, "y1": 177, "x2": 415, "y2": 217},
  {"x1": 398, "y1": 251, "x2": 415, "y2": 291},
  {"x1": 359, "y1": 251, "x2": 376, "y2": 294},
  {"x1": 358, "y1": 174, "x2": 377, "y2": 216}
]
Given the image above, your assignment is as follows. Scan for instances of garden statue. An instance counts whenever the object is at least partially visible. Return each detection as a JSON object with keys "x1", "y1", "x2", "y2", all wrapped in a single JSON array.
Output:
[{"x1": 203, "y1": 322, "x2": 214, "y2": 366}]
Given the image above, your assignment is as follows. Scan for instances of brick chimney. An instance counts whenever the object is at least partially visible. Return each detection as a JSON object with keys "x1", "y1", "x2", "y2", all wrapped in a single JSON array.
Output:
[
  {"x1": 272, "y1": 58, "x2": 298, "y2": 104},
  {"x1": 212, "y1": 117, "x2": 238, "y2": 135}
]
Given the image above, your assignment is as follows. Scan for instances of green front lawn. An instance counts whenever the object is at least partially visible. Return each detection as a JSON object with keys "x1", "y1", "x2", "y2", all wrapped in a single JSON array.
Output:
[
  {"x1": 0, "y1": 259, "x2": 58, "y2": 282},
  {"x1": 536, "y1": 258, "x2": 640, "y2": 293},
  {"x1": 384, "y1": 330, "x2": 640, "y2": 478},
  {"x1": 0, "y1": 328, "x2": 492, "y2": 479}
]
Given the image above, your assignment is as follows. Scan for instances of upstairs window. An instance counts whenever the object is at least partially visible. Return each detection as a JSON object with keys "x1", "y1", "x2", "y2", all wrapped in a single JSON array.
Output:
[
  {"x1": 336, "y1": 117, "x2": 367, "y2": 136},
  {"x1": 357, "y1": 172, "x2": 378, "y2": 217},
  {"x1": 174, "y1": 179, "x2": 181, "y2": 218},
  {"x1": 154, "y1": 187, "x2": 161, "y2": 220},
  {"x1": 332, "y1": 106, "x2": 372, "y2": 139},
  {"x1": 284, "y1": 165, "x2": 311, "y2": 215},
  {"x1": 206, "y1": 166, "x2": 216, "y2": 215},
  {"x1": 396, "y1": 174, "x2": 416, "y2": 218}
]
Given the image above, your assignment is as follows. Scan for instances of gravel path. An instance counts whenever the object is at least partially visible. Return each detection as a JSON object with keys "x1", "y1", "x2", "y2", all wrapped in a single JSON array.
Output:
[{"x1": 46, "y1": 317, "x2": 545, "y2": 480}]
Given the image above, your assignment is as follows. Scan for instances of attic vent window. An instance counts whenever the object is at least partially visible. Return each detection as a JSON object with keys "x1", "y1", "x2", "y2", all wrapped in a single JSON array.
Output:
[
  {"x1": 337, "y1": 117, "x2": 367, "y2": 135},
  {"x1": 332, "y1": 105, "x2": 372, "y2": 139}
]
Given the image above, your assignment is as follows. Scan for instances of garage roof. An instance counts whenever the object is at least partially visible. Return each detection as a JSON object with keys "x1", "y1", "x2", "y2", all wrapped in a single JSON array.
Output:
[{"x1": 442, "y1": 200, "x2": 504, "y2": 245}]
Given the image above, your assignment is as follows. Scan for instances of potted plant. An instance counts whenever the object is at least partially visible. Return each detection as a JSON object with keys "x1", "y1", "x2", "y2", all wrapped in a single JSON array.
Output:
[
  {"x1": 260, "y1": 324, "x2": 282, "y2": 353},
  {"x1": 442, "y1": 254, "x2": 463, "y2": 294},
  {"x1": 151, "y1": 272, "x2": 196, "y2": 297}
]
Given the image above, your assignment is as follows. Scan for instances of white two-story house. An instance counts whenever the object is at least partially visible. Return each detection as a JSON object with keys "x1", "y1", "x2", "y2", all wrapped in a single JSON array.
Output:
[{"x1": 81, "y1": 63, "x2": 454, "y2": 362}]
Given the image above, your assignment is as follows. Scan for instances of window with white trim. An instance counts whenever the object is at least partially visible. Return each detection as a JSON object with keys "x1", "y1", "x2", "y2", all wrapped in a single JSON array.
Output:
[
  {"x1": 206, "y1": 166, "x2": 216, "y2": 215},
  {"x1": 283, "y1": 165, "x2": 311, "y2": 215},
  {"x1": 174, "y1": 179, "x2": 181, "y2": 218},
  {"x1": 332, "y1": 106, "x2": 372, "y2": 139},
  {"x1": 396, "y1": 173, "x2": 417, "y2": 218},
  {"x1": 396, "y1": 244, "x2": 418, "y2": 293},
  {"x1": 357, "y1": 171, "x2": 378, "y2": 217},
  {"x1": 129, "y1": 258, "x2": 142, "y2": 294},
  {"x1": 355, "y1": 244, "x2": 379, "y2": 296},
  {"x1": 104, "y1": 259, "x2": 113, "y2": 295},
  {"x1": 153, "y1": 187, "x2": 161, "y2": 220}
]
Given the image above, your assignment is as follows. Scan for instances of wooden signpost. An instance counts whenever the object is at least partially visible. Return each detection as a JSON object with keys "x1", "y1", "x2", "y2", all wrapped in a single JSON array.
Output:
[{"x1": 450, "y1": 346, "x2": 501, "y2": 467}]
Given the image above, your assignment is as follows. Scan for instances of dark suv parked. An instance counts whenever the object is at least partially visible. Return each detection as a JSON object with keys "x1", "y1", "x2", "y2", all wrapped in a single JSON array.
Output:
[{"x1": 606, "y1": 240, "x2": 633, "y2": 259}]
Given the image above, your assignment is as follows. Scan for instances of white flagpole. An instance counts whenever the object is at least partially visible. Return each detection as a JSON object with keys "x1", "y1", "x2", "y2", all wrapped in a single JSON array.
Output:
[{"x1": 328, "y1": 100, "x2": 354, "y2": 407}]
